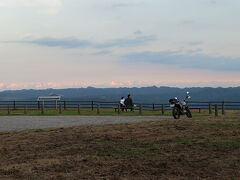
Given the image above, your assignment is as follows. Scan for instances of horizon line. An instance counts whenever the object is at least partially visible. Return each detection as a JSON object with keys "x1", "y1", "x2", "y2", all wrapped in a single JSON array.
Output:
[{"x1": 1, "y1": 85, "x2": 240, "y2": 92}]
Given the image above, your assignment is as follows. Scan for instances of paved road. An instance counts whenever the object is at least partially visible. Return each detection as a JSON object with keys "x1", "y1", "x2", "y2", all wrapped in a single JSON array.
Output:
[{"x1": 0, "y1": 116, "x2": 172, "y2": 132}]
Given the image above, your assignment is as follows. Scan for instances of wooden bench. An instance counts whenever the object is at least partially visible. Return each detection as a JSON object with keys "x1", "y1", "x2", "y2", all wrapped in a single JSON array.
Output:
[
  {"x1": 189, "y1": 107, "x2": 201, "y2": 113},
  {"x1": 113, "y1": 106, "x2": 135, "y2": 112}
]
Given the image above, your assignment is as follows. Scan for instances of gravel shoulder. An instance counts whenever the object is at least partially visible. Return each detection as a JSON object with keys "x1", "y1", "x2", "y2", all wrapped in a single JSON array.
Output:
[{"x1": 0, "y1": 116, "x2": 172, "y2": 132}]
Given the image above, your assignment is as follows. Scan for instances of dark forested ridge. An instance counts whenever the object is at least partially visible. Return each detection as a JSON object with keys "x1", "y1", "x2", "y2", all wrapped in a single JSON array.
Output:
[{"x1": 0, "y1": 86, "x2": 240, "y2": 103}]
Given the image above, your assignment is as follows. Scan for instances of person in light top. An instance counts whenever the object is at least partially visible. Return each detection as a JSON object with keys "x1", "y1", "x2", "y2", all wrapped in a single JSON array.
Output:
[
  {"x1": 120, "y1": 96, "x2": 126, "y2": 111},
  {"x1": 120, "y1": 96, "x2": 125, "y2": 106}
]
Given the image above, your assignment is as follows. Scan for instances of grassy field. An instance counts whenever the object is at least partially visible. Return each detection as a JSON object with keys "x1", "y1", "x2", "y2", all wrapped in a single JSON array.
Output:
[
  {"x1": 0, "y1": 107, "x2": 210, "y2": 117},
  {"x1": 0, "y1": 112, "x2": 239, "y2": 179}
]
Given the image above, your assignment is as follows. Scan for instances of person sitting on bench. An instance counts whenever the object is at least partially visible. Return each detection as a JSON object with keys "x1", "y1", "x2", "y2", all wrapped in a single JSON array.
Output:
[
  {"x1": 124, "y1": 94, "x2": 134, "y2": 111},
  {"x1": 120, "y1": 96, "x2": 126, "y2": 112}
]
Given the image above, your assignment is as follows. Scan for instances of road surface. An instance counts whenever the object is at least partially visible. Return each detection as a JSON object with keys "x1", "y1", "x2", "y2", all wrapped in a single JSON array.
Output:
[{"x1": 0, "y1": 116, "x2": 172, "y2": 132}]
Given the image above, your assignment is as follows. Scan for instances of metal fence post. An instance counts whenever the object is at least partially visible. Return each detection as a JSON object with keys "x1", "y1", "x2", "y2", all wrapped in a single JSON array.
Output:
[
  {"x1": 152, "y1": 104, "x2": 155, "y2": 111},
  {"x1": 139, "y1": 104, "x2": 143, "y2": 115},
  {"x1": 91, "y1": 101, "x2": 94, "y2": 111},
  {"x1": 8, "y1": 105, "x2": 10, "y2": 115},
  {"x1": 55, "y1": 100, "x2": 58, "y2": 110},
  {"x1": 97, "y1": 104, "x2": 100, "y2": 114},
  {"x1": 215, "y1": 104, "x2": 218, "y2": 117},
  {"x1": 24, "y1": 105, "x2": 27, "y2": 115},
  {"x1": 222, "y1": 101, "x2": 225, "y2": 115},
  {"x1": 41, "y1": 101, "x2": 44, "y2": 115},
  {"x1": 13, "y1": 101, "x2": 16, "y2": 110},
  {"x1": 161, "y1": 104, "x2": 165, "y2": 115},
  {"x1": 209, "y1": 103, "x2": 212, "y2": 114},
  {"x1": 78, "y1": 104, "x2": 81, "y2": 115},
  {"x1": 118, "y1": 104, "x2": 120, "y2": 114},
  {"x1": 59, "y1": 104, "x2": 62, "y2": 114},
  {"x1": 64, "y1": 101, "x2": 66, "y2": 110}
]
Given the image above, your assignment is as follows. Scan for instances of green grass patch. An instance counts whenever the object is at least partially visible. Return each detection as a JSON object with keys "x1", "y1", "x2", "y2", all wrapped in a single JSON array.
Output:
[{"x1": 0, "y1": 107, "x2": 211, "y2": 117}]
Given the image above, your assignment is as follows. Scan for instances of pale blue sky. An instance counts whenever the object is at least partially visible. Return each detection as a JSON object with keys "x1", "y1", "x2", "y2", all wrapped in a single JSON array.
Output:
[{"x1": 0, "y1": 0, "x2": 240, "y2": 90}]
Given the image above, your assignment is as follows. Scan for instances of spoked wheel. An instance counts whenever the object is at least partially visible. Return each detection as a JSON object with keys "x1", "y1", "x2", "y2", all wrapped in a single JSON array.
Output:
[
  {"x1": 172, "y1": 107, "x2": 180, "y2": 119},
  {"x1": 186, "y1": 107, "x2": 192, "y2": 118}
]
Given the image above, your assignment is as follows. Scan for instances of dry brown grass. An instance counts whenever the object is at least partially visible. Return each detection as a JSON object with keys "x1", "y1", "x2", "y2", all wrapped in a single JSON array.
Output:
[{"x1": 0, "y1": 113, "x2": 240, "y2": 179}]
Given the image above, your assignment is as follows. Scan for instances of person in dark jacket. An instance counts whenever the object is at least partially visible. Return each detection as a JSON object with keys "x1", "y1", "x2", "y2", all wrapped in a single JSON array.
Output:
[{"x1": 124, "y1": 94, "x2": 134, "y2": 111}]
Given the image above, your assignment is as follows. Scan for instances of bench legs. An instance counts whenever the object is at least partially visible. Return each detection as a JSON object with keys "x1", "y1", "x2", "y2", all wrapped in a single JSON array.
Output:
[{"x1": 114, "y1": 107, "x2": 134, "y2": 112}]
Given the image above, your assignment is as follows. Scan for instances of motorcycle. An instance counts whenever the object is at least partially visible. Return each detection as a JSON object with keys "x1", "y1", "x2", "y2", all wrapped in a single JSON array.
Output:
[{"x1": 169, "y1": 92, "x2": 192, "y2": 119}]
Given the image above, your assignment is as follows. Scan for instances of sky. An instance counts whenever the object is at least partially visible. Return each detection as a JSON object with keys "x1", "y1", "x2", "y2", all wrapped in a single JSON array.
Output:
[{"x1": 0, "y1": 0, "x2": 240, "y2": 90}]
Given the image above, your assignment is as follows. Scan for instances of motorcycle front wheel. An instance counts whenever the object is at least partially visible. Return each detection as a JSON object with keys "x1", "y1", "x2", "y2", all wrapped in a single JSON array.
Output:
[
  {"x1": 172, "y1": 107, "x2": 180, "y2": 119},
  {"x1": 186, "y1": 107, "x2": 192, "y2": 118}
]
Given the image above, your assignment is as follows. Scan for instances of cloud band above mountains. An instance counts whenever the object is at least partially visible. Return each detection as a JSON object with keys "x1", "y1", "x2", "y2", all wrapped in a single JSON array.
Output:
[
  {"x1": 20, "y1": 35, "x2": 156, "y2": 49},
  {"x1": 121, "y1": 51, "x2": 240, "y2": 71}
]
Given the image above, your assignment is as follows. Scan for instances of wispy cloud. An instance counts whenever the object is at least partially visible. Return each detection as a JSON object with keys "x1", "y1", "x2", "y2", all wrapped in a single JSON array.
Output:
[
  {"x1": 94, "y1": 36, "x2": 156, "y2": 48},
  {"x1": 111, "y1": 3, "x2": 132, "y2": 8},
  {"x1": 186, "y1": 48, "x2": 202, "y2": 54},
  {"x1": 134, "y1": 30, "x2": 143, "y2": 35},
  {"x1": 188, "y1": 41, "x2": 202, "y2": 46},
  {"x1": 121, "y1": 50, "x2": 240, "y2": 71},
  {"x1": 21, "y1": 37, "x2": 92, "y2": 48},
  {"x1": 91, "y1": 50, "x2": 112, "y2": 56},
  {"x1": 0, "y1": 0, "x2": 62, "y2": 15},
  {"x1": 111, "y1": 2, "x2": 142, "y2": 8},
  {"x1": 19, "y1": 35, "x2": 157, "y2": 49}
]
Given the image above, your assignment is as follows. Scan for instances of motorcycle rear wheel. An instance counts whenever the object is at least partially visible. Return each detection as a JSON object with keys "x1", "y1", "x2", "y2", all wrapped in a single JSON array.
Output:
[
  {"x1": 172, "y1": 107, "x2": 180, "y2": 119},
  {"x1": 186, "y1": 107, "x2": 192, "y2": 118}
]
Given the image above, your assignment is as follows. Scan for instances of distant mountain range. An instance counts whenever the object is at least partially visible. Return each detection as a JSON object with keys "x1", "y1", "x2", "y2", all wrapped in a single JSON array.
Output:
[{"x1": 0, "y1": 86, "x2": 240, "y2": 103}]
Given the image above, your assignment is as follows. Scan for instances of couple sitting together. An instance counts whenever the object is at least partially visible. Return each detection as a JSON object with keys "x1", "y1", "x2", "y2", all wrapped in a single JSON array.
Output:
[{"x1": 119, "y1": 94, "x2": 134, "y2": 111}]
